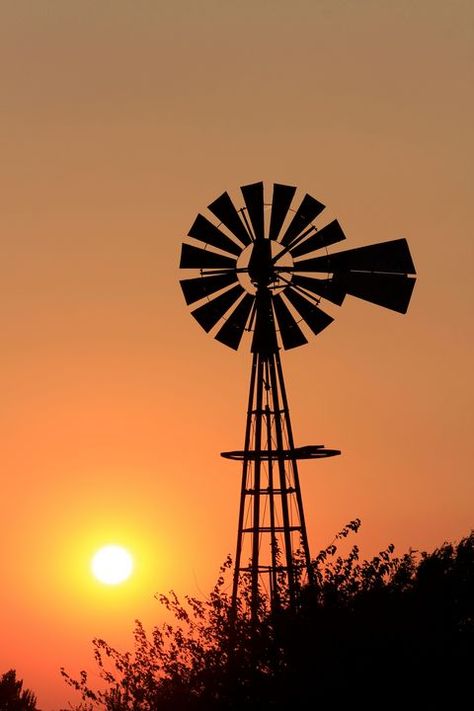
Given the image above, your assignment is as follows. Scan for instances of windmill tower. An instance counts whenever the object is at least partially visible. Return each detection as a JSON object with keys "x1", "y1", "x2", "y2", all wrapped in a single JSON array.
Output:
[{"x1": 179, "y1": 182, "x2": 416, "y2": 620}]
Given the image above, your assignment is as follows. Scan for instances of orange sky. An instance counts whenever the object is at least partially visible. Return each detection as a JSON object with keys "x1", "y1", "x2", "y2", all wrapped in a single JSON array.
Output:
[{"x1": 1, "y1": 2, "x2": 473, "y2": 707}]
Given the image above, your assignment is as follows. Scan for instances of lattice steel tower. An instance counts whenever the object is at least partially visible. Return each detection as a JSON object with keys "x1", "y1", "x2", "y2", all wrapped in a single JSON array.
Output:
[{"x1": 179, "y1": 182, "x2": 416, "y2": 620}]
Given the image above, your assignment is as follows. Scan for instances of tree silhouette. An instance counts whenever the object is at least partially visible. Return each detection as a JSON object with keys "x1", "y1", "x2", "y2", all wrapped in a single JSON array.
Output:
[
  {"x1": 0, "y1": 670, "x2": 38, "y2": 711},
  {"x1": 62, "y1": 525, "x2": 474, "y2": 709}
]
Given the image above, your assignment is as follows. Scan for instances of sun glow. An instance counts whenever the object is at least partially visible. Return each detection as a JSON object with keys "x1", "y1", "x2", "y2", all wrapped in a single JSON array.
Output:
[{"x1": 91, "y1": 545, "x2": 133, "y2": 585}]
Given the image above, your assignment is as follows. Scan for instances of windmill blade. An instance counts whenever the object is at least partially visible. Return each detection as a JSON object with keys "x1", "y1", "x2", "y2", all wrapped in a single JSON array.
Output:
[
  {"x1": 291, "y1": 274, "x2": 346, "y2": 306},
  {"x1": 241, "y1": 182, "x2": 265, "y2": 241},
  {"x1": 208, "y1": 191, "x2": 252, "y2": 246},
  {"x1": 280, "y1": 193, "x2": 325, "y2": 247},
  {"x1": 272, "y1": 294, "x2": 308, "y2": 349},
  {"x1": 188, "y1": 214, "x2": 242, "y2": 256},
  {"x1": 269, "y1": 183, "x2": 296, "y2": 241},
  {"x1": 335, "y1": 272, "x2": 417, "y2": 314},
  {"x1": 284, "y1": 288, "x2": 334, "y2": 336},
  {"x1": 191, "y1": 284, "x2": 244, "y2": 332},
  {"x1": 290, "y1": 220, "x2": 346, "y2": 258},
  {"x1": 180, "y1": 243, "x2": 237, "y2": 270},
  {"x1": 215, "y1": 293, "x2": 254, "y2": 350},
  {"x1": 292, "y1": 238, "x2": 416, "y2": 274},
  {"x1": 180, "y1": 272, "x2": 238, "y2": 305}
]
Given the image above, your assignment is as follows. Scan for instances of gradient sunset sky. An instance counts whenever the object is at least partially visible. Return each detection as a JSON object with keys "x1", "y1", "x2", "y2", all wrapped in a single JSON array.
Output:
[{"x1": 1, "y1": 1, "x2": 473, "y2": 707}]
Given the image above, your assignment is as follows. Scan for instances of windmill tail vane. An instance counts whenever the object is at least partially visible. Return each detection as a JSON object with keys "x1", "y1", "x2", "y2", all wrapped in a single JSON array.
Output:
[{"x1": 179, "y1": 181, "x2": 416, "y2": 619}]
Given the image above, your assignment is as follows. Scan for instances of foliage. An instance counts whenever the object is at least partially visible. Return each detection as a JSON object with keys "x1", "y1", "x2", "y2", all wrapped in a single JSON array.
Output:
[
  {"x1": 62, "y1": 523, "x2": 474, "y2": 709},
  {"x1": 0, "y1": 670, "x2": 38, "y2": 711}
]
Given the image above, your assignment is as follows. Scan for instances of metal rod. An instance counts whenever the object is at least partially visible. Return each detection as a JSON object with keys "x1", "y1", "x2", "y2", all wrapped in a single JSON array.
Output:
[
  {"x1": 264, "y1": 359, "x2": 279, "y2": 607},
  {"x1": 275, "y1": 350, "x2": 315, "y2": 589},
  {"x1": 267, "y1": 352, "x2": 297, "y2": 609},
  {"x1": 271, "y1": 225, "x2": 316, "y2": 264},
  {"x1": 250, "y1": 355, "x2": 265, "y2": 621},
  {"x1": 231, "y1": 352, "x2": 258, "y2": 615}
]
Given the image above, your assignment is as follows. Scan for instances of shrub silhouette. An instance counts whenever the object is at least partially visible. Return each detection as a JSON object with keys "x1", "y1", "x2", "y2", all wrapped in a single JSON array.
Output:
[
  {"x1": 0, "y1": 670, "x2": 38, "y2": 711},
  {"x1": 62, "y1": 523, "x2": 474, "y2": 709}
]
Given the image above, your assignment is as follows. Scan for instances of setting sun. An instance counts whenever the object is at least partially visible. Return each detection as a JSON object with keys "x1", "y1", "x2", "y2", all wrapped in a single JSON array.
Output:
[{"x1": 91, "y1": 545, "x2": 134, "y2": 585}]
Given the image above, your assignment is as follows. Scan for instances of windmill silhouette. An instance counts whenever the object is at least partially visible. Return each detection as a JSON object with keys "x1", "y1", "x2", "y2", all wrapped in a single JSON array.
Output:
[{"x1": 179, "y1": 182, "x2": 416, "y2": 620}]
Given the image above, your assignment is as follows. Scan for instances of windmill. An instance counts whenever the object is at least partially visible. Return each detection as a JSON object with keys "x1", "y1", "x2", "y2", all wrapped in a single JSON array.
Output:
[{"x1": 179, "y1": 181, "x2": 416, "y2": 620}]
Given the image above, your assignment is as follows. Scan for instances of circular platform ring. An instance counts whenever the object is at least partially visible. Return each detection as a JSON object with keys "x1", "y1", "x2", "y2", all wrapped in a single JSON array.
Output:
[{"x1": 220, "y1": 444, "x2": 341, "y2": 461}]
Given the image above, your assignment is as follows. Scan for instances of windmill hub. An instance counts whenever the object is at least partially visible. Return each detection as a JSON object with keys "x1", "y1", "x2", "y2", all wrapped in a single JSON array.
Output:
[
  {"x1": 240, "y1": 239, "x2": 293, "y2": 294},
  {"x1": 248, "y1": 238, "x2": 275, "y2": 286}
]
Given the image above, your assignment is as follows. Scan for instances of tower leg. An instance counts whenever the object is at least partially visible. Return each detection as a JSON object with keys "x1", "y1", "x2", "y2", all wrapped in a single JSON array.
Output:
[
  {"x1": 231, "y1": 353, "x2": 257, "y2": 615},
  {"x1": 275, "y1": 351, "x2": 315, "y2": 590}
]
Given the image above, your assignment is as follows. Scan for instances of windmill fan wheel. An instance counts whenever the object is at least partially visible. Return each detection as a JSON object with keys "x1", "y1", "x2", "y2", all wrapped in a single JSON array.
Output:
[{"x1": 179, "y1": 181, "x2": 417, "y2": 352}]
